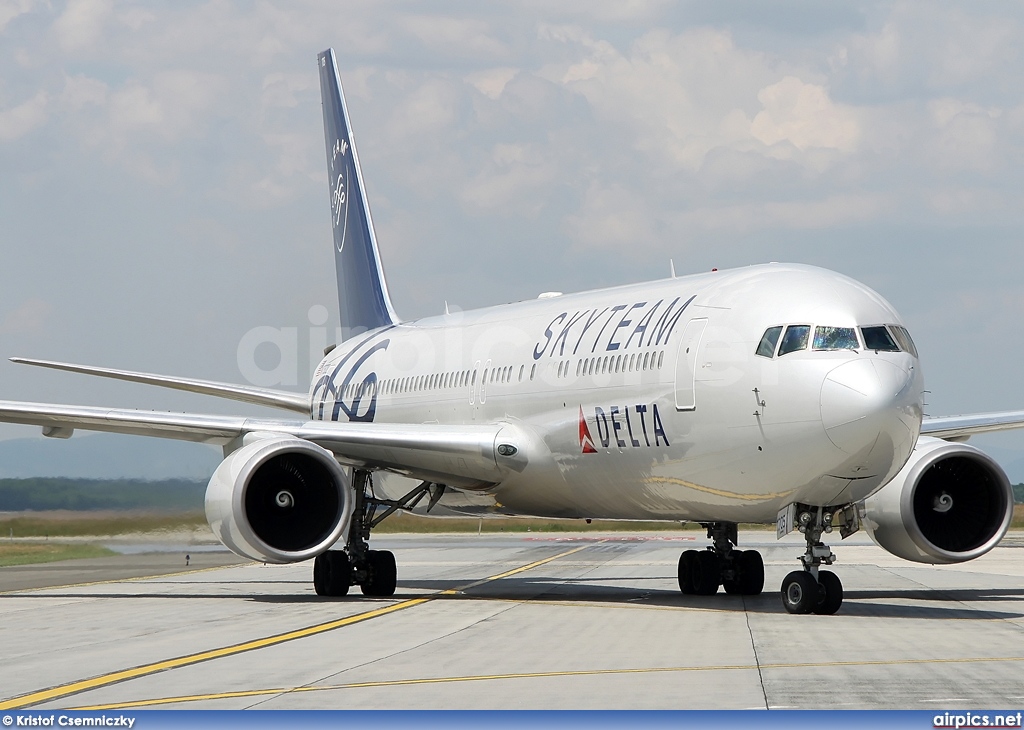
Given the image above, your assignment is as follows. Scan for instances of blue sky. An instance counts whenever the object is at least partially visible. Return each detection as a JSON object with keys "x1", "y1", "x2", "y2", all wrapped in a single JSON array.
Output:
[{"x1": 2, "y1": 1, "x2": 1024, "y2": 475}]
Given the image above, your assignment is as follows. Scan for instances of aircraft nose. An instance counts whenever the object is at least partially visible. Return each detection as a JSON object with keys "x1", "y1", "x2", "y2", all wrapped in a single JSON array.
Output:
[{"x1": 820, "y1": 359, "x2": 915, "y2": 454}]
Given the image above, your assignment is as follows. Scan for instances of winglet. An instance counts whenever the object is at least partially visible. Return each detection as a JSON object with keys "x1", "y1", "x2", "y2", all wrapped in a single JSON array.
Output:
[{"x1": 318, "y1": 49, "x2": 399, "y2": 340}]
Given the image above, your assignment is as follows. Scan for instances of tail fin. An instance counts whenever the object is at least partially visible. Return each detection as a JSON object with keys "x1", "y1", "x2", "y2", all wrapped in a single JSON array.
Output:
[{"x1": 318, "y1": 48, "x2": 398, "y2": 339}]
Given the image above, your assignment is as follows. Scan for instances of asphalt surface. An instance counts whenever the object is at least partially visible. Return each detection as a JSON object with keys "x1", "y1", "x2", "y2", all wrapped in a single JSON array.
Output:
[{"x1": 2, "y1": 531, "x2": 1024, "y2": 710}]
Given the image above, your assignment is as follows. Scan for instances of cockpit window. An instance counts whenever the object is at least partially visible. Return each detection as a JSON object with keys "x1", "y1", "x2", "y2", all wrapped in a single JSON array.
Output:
[
  {"x1": 778, "y1": 325, "x2": 811, "y2": 356},
  {"x1": 813, "y1": 326, "x2": 859, "y2": 351},
  {"x1": 755, "y1": 326, "x2": 784, "y2": 358},
  {"x1": 890, "y1": 325, "x2": 918, "y2": 357},
  {"x1": 861, "y1": 326, "x2": 900, "y2": 352}
]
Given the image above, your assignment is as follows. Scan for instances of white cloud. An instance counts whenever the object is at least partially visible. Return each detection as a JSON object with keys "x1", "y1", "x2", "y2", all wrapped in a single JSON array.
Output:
[
  {"x1": 53, "y1": 0, "x2": 112, "y2": 52},
  {"x1": 925, "y1": 98, "x2": 1002, "y2": 172},
  {"x1": 563, "y1": 182, "x2": 657, "y2": 250},
  {"x1": 459, "y1": 143, "x2": 556, "y2": 215},
  {"x1": 465, "y1": 67, "x2": 519, "y2": 100},
  {"x1": 107, "y1": 71, "x2": 224, "y2": 140},
  {"x1": 0, "y1": 0, "x2": 37, "y2": 33},
  {"x1": 750, "y1": 76, "x2": 860, "y2": 154},
  {"x1": 0, "y1": 90, "x2": 47, "y2": 141},
  {"x1": 403, "y1": 16, "x2": 507, "y2": 60},
  {"x1": 60, "y1": 74, "x2": 108, "y2": 110},
  {"x1": 0, "y1": 298, "x2": 51, "y2": 335}
]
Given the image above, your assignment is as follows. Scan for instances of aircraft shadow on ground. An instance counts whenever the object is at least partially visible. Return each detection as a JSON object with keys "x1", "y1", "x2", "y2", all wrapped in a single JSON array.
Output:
[
  {"x1": 392, "y1": 577, "x2": 1024, "y2": 620},
  {"x1": 4, "y1": 579, "x2": 1021, "y2": 619}
]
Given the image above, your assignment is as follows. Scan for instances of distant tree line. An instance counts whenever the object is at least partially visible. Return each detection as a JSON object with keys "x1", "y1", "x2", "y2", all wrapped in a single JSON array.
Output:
[
  {"x1": 0, "y1": 478, "x2": 206, "y2": 511},
  {"x1": 1, "y1": 478, "x2": 1022, "y2": 513}
]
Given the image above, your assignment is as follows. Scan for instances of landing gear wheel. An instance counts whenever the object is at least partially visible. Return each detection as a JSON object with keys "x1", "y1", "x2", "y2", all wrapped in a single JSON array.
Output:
[
  {"x1": 692, "y1": 550, "x2": 721, "y2": 595},
  {"x1": 314, "y1": 550, "x2": 351, "y2": 597},
  {"x1": 781, "y1": 570, "x2": 817, "y2": 614},
  {"x1": 813, "y1": 570, "x2": 843, "y2": 615},
  {"x1": 738, "y1": 550, "x2": 764, "y2": 596},
  {"x1": 678, "y1": 550, "x2": 698, "y2": 595},
  {"x1": 360, "y1": 549, "x2": 397, "y2": 597}
]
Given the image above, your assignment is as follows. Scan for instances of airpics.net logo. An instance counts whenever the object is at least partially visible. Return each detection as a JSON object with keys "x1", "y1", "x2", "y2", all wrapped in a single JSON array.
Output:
[
  {"x1": 933, "y1": 712, "x2": 1023, "y2": 729},
  {"x1": 236, "y1": 305, "x2": 337, "y2": 387}
]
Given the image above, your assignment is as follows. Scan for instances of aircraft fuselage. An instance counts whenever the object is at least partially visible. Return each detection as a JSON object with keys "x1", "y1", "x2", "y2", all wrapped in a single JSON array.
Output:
[{"x1": 310, "y1": 262, "x2": 924, "y2": 524}]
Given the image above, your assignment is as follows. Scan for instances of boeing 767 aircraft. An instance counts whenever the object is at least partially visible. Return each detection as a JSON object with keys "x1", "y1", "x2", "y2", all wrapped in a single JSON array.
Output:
[{"x1": 2, "y1": 49, "x2": 1022, "y2": 615}]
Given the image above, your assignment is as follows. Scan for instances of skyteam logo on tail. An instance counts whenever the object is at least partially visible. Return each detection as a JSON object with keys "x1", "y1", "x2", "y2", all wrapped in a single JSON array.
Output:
[{"x1": 330, "y1": 137, "x2": 350, "y2": 252}]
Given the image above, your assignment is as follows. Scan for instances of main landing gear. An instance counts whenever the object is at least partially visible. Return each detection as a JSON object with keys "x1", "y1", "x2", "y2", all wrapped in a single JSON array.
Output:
[
  {"x1": 677, "y1": 522, "x2": 764, "y2": 596},
  {"x1": 313, "y1": 471, "x2": 443, "y2": 598},
  {"x1": 779, "y1": 504, "x2": 854, "y2": 615}
]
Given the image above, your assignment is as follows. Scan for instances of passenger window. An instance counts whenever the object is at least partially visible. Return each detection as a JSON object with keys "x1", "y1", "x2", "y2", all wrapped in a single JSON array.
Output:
[
  {"x1": 814, "y1": 326, "x2": 858, "y2": 351},
  {"x1": 861, "y1": 326, "x2": 899, "y2": 352},
  {"x1": 778, "y1": 325, "x2": 811, "y2": 356},
  {"x1": 890, "y1": 325, "x2": 919, "y2": 357},
  {"x1": 755, "y1": 326, "x2": 783, "y2": 358}
]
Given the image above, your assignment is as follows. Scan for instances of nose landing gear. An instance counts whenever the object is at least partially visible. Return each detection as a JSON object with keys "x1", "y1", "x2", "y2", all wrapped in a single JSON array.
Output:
[
  {"x1": 780, "y1": 504, "x2": 852, "y2": 614},
  {"x1": 677, "y1": 522, "x2": 765, "y2": 596}
]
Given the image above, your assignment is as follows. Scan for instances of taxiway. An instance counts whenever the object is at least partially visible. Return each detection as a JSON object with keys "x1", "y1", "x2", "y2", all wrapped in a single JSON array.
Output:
[{"x1": 1, "y1": 531, "x2": 1023, "y2": 710}]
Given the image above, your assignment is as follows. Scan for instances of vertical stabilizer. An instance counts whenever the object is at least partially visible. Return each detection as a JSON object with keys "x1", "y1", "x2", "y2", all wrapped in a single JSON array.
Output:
[{"x1": 318, "y1": 49, "x2": 398, "y2": 339}]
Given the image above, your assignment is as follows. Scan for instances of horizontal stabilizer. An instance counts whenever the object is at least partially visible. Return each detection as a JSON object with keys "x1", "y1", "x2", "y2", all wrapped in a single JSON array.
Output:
[{"x1": 11, "y1": 357, "x2": 310, "y2": 414}]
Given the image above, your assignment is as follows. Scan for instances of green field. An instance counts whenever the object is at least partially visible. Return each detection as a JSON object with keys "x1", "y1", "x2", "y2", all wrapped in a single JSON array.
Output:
[
  {"x1": 0, "y1": 511, "x2": 207, "y2": 538},
  {"x1": 2, "y1": 505, "x2": 1022, "y2": 539},
  {"x1": 0, "y1": 543, "x2": 116, "y2": 567}
]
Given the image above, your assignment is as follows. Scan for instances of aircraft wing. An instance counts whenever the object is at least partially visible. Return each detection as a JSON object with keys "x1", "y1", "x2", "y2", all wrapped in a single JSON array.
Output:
[
  {"x1": 0, "y1": 401, "x2": 507, "y2": 489},
  {"x1": 921, "y1": 411, "x2": 1024, "y2": 440},
  {"x1": 9, "y1": 357, "x2": 310, "y2": 414}
]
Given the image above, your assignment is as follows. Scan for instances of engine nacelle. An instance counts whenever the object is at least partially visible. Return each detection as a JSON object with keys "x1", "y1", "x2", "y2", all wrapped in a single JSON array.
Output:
[
  {"x1": 861, "y1": 436, "x2": 1013, "y2": 564},
  {"x1": 205, "y1": 436, "x2": 352, "y2": 563}
]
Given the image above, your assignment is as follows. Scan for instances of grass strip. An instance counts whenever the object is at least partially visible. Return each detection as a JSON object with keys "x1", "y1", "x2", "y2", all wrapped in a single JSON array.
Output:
[
  {"x1": 2, "y1": 505, "x2": 1021, "y2": 538},
  {"x1": 0, "y1": 512, "x2": 207, "y2": 538},
  {"x1": 0, "y1": 543, "x2": 116, "y2": 567}
]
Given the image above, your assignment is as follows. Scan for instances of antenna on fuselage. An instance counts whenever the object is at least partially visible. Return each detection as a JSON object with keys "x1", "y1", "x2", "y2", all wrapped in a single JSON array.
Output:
[{"x1": 670, "y1": 259, "x2": 677, "y2": 279}]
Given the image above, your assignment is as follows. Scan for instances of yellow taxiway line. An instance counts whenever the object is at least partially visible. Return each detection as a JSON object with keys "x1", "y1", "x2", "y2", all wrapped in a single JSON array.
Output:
[
  {"x1": 0, "y1": 543, "x2": 592, "y2": 710},
  {"x1": 73, "y1": 654, "x2": 1024, "y2": 710}
]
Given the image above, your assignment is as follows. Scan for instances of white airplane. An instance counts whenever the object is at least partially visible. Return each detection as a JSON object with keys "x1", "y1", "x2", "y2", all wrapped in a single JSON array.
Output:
[{"x1": 2, "y1": 48, "x2": 1022, "y2": 615}]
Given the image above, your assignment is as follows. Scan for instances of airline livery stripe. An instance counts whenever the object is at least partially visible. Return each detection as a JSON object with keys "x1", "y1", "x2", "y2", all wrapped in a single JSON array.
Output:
[
  {"x1": 0, "y1": 543, "x2": 592, "y2": 710},
  {"x1": 73, "y1": 655, "x2": 1024, "y2": 710}
]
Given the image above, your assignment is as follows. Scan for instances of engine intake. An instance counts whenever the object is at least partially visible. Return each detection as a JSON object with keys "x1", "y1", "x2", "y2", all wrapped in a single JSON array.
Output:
[
  {"x1": 206, "y1": 436, "x2": 352, "y2": 563},
  {"x1": 861, "y1": 436, "x2": 1013, "y2": 564}
]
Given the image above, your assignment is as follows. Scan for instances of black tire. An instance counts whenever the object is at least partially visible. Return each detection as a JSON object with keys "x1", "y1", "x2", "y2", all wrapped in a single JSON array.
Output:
[
  {"x1": 781, "y1": 570, "x2": 817, "y2": 614},
  {"x1": 722, "y1": 550, "x2": 744, "y2": 594},
  {"x1": 678, "y1": 550, "x2": 698, "y2": 594},
  {"x1": 361, "y1": 550, "x2": 397, "y2": 597},
  {"x1": 738, "y1": 550, "x2": 765, "y2": 596},
  {"x1": 324, "y1": 550, "x2": 351, "y2": 597},
  {"x1": 813, "y1": 570, "x2": 843, "y2": 615},
  {"x1": 313, "y1": 553, "x2": 327, "y2": 596},
  {"x1": 692, "y1": 550, "x2": 721, "y2": 595}
]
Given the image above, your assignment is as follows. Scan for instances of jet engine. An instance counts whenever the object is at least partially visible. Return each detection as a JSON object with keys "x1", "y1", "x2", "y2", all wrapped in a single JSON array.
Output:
[
  {"x1": 861, "y1": 436, "x2": 1013, "y2": 564},
  {"x1": 205, "y1": 436, "x2": 352, "y2": 563}
]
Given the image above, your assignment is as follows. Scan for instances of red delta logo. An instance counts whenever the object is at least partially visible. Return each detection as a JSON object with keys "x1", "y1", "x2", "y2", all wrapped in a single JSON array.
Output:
[
  {"x1": 580, "y1": 403, "x2": 670, "y2": 453},
  {"x1": 579, "y1": 406, "x2": 598, "y2": 454}
]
